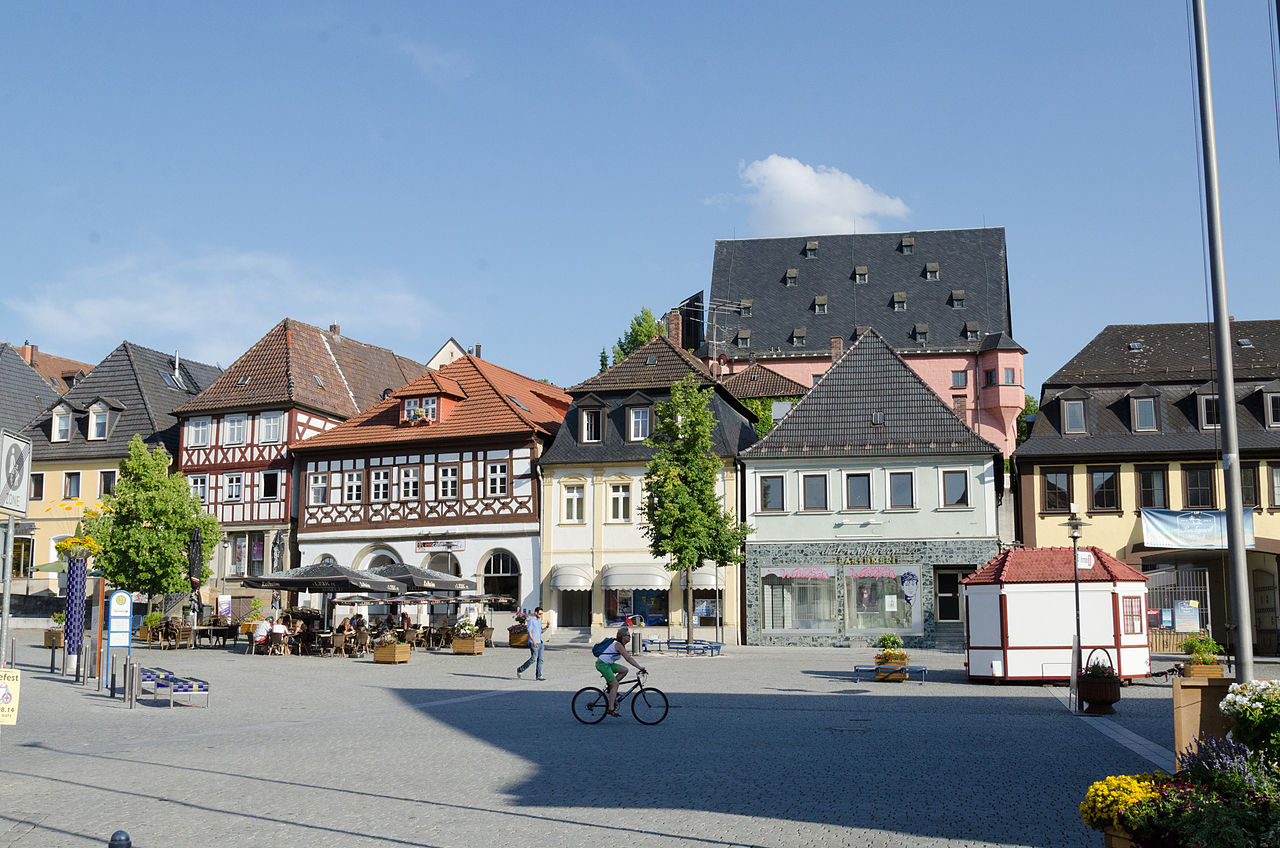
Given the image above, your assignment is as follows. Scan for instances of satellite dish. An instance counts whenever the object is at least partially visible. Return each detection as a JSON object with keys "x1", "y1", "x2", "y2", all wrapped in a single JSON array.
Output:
[{"x1": 717, "y1": 354, "x2": 727, "y2": 366}]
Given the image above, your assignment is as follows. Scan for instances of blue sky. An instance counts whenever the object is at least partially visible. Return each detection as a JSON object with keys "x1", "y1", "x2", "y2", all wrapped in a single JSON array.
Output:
[{"x1": 3, "y1": 2, "x2": 1279, "y2": 394}]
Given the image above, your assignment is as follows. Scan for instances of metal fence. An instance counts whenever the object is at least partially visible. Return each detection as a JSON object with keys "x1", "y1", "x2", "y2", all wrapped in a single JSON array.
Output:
[{"x1": 1145, "y1": 566, "x2": 1211, "y2": 652}]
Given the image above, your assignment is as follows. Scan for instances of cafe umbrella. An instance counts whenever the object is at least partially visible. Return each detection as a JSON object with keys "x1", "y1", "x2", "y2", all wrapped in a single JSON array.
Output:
[
  {"x1": 368, "y1": 563, "x2": 476, "y2": 592},
  {"x1": 187, "y1": 527, "x2": 205, "y2": 618},
  {"x1": 243, "y1": 563, "x2": 406, "y2": 626}
]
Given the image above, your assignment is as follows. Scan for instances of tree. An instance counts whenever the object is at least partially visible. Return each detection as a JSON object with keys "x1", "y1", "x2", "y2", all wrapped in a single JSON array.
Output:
[
  {"x1": 599, "y1": 346, "x2": 609, "y2": 374},
  {"x1": 738, "y1": 396, "x2": 802, "y2": 440},
  {"x1": 1017, "y1": 393, "x2": 1040, "y2": 445},
  {"x1": 82, "y1": 435, "x2": 221, "y2": 610},
  {"x1": 641, "y1": 375, "x2": 751, "y2": 644},
  {"x1": 609, "y1": 307, "x2": 667, "y2": 366}
]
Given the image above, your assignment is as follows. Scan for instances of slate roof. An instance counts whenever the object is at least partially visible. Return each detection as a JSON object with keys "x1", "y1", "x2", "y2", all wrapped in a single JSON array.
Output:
[
  {"x1": 174, "y1": 318, "x2": 427, "y2": 418},
  {"x1": 701, "y1": 228, "x2": 1014, "y2": 362},
  {"x1": 1016, "y1": 320, "x2": 1280, "y2": 460},
  {"x1": 742, "y1": 330, "x2": 999, "y2": 459},
  {"x1": 963, "y1": 546, "x2": 1146, "y2": 585},
  {"x1": 721, "y1": 364, "x2": 810, "y2": 400},
  {"x1": 25, "y1": 342, "x2": 222, "y2": 461},
  {"x1": 290, "y1": 355, "x2": 571, "y2": 452},
  {"x1": 0, "y1": 343, "x2": 61, "y2": 434},
  {"x1": 543, "y1": 335, "x2": 759, "y2": 465}
]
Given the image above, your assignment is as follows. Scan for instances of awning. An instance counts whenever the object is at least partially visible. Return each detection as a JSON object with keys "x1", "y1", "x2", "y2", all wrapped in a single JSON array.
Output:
[
  {"x1": 685, "y1": 563, "x2": 722, "y2": 590},
  {"x1": 601, "y1": 563, "x2": 671, "y2": 591},
  {"x1": 550, "y1": 564, "x2": 594, "y2": 592}
]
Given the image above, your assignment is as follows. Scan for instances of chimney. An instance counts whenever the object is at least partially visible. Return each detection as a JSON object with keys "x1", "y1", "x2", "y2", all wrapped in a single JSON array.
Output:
[
  {"x1": 18, "y1": 342, "x2": 36, "y2": 366},
  {"x1": 830, "y1": 337, "x2": 844, "y2": 361},
  {"x1": 329, "y1": 322, "x2": 341, "y2": 337},
  {"x1": 174, "y1": 350, "x2": 181, "y2": 381},
  {"x1": 667, "y1": 309, "x2": 682, "y2": 349},
  {"x1": 474, "y1": 343, "x2": 482, "y2": 359}
]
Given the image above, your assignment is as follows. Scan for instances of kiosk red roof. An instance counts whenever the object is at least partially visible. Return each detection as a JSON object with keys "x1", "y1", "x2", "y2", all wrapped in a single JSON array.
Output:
[{"x1": 963, "y1": 546, "x2": 1147, "y2": 585}]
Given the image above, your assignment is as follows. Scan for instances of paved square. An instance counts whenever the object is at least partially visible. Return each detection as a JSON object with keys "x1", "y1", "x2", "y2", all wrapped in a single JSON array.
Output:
[{"x1": 0, "y1": 633, "x2": 1229, "y2": 847}]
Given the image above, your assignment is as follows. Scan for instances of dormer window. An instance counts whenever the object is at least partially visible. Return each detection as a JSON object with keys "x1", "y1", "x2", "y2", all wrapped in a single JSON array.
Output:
[
  {"x1": 804, "y1": 240, "x2": 818, "y2": 258},
  {"x1": 52, "y1": 407, "x2": 71, "y2": 442},
  {"x1": 739, "y1": 299, "x2": 753, "y2": 317},
  {"x1": 925, "y1": 262, "x2": 940, "y2": 281},
  {"x1": 964, "y1": 320, "x2": 980, "y2": 342},
  {"x1": 913, "y1": 323, "x2": 929, "y2": 344},
  {"x1": 403, "y1": 397, "x2": 437, "y2": 423},
  {"x1": 736, "y1": 329, "x2": 751, "y2": 349},
  {"x1": 813, "y1": 295, "x2": 828, "y2": 315},
  {"x1": 1063, "y1": 399, "x2": 1086, "y2": 434},
  {"x1": 1200, "y1": 394, "x2": 1220, "y2": 430},
  {"x1": 900, "y1": 236, "x2": 914, "y2": 255},
  {"x1": 791, "y1": 327, "x2": 807, "y2": 347},
  {"x1": 88, "y1": 404, "x2": 108, "y2": 441},
  {"x1": 892, "y1": 292, "x2": 907, "y2": 312},
  {"x1": 629, "y1": 407, "x2": 651, "y2": 441},
  {"x1": 1132, "y1": 397, "x2": 1157, "y2": 431},
  {"x1": 951, "y1": 289, "x2": 966, "y2": 309},
  {"x1": 784, "y1": 269, "x2": 798, "y2": 287},
  {"x1": 854, "y1": 266, "x2": 868, "y2": 284},
  {"x1": 1266, "y1": 392, "x2": 1280, "y2": 428},
  {"x1": 871, "y1": 411, "x2": 885, "y2": 426},
  {"x1": 581, "y1": 407, "x2": 603, "y2": 443}
]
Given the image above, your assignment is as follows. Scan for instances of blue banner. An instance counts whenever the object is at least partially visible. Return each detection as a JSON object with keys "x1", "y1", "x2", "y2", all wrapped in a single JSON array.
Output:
[{"x1": 1141, "y1": 508, "x2": 1255, "y2": 549}]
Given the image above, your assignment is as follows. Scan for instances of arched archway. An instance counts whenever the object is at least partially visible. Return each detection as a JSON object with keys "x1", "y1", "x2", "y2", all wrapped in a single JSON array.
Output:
[
  {"x1": 426, "y1": 552, "x2": 461, "y2": 576},
  {"x1": 368, "y1": 553, "x2": 398, "y2": 569},
  {"x1": 482, "y1": 550, "x2": 520, "y2": 610},
  {"x1": 351, "y1": 544, "x2": 400, "y2": 571},
  {"x1": 314, "y1": 553, "x2": 338, "y2": 566}
]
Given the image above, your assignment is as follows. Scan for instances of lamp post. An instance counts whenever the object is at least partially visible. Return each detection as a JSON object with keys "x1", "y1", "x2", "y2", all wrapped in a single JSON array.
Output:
[{"x1": 1061, "y1": 504, "x2": 1090, "y2": 714}]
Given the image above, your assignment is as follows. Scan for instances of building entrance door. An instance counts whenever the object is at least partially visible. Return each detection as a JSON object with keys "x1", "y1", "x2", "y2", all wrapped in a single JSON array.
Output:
[{"x1": 935, "y1": 569, "x2": 964, "y2": 622}]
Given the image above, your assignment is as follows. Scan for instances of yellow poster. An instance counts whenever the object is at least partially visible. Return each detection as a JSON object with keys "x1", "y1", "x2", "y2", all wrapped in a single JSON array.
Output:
[{"x1": 0, "y1": 668, "x2": 18, "y2": 726}]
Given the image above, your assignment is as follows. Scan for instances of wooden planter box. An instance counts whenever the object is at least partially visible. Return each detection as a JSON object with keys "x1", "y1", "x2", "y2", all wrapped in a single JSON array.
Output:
[
  {"x1": 1103, "y1": 826, "x2": 1135, "y2": 848},
  {"x1": 875, "y1": 654, "x2": 908, "y2": 681},
  {"x1": 1186, "y1": 663, "x2": 1225, "y2": 678},
  {"x1": 452, "y1": 637, "x2": 485, "y2": 655},
  {"x1": 373, "y1": 643, "x2": 411, "y2": 664},
  {"x1": 43, "y1": 629, "x2": 64, "y2": 648},
  {"x1": 509, "y1": 631, "x2": 529, "y2": 648}
]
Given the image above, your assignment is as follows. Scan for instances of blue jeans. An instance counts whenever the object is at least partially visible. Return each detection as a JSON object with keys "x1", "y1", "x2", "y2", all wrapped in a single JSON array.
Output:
[{"x1": 517, "y1": 641, "x2": 543, "y2": 678}]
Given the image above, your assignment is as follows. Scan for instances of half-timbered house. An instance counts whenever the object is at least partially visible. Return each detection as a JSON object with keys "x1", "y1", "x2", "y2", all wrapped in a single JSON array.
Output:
[
  {"x1": 289, "y1": 355, "x2": 571, "y2": 611},
  {"x1": 173, "y1": 319, "x2": 426, "y2": 592}
]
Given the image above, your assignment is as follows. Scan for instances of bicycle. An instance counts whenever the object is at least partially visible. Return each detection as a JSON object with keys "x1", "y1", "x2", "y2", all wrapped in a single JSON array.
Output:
[{"x1": 572, "y1": 670, "x2": 668, "y2": 725}]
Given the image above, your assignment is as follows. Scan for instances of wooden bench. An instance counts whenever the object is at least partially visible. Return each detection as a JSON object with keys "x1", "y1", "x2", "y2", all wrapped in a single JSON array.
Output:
[{"x1": 853, "y1": 664, "x2": 928, "y2": 684}]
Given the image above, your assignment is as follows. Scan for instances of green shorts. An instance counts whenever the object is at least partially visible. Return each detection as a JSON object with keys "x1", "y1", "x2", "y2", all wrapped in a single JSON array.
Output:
[{"x1": 596, "y1": 660, "x2": 622, "y2": 682}]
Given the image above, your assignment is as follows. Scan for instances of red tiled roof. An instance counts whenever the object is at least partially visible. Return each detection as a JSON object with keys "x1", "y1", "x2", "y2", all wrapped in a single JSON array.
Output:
[
  {"x1": 6, "y1": 342, "x2": 94, "y2": 393},
  {"x1": 721, "y1": 363, "x2": 810, "y2": 399},
  {"x1": 570, "y1": 335, "x2": 715, "y2": 393},
  {"x1": 291, "y1": 355, "x2": 571, "y2": 451},
  {"x1": 963, "y1": 546, "x2": 1147, "y2": 585},
  {"x1": 173, "y1": 319, "x2": 427, "y2": 417},
  {"x1": 391, "y1": 371, "x2": 465, "y2": 400}
]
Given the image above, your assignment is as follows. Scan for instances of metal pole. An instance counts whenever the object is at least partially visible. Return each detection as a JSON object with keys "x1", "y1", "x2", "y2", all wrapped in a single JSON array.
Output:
[
  {"x1": 0, "y1": 515, "x2": 13, "y2": 670},
  {"x1": 1072, "y1": 523, "x2": 1082, "y2": 713},
  {"x1": 1192, "y1": 0, "x2": 1254, "y2": 683}
]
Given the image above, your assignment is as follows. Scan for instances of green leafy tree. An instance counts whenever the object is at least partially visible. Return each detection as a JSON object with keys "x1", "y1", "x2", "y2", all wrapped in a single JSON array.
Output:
[
  {"x1": 610, "y1": 307, "x2": 667, "y2": 366},
  {"x1": 641, "y1": 375, "x2": 751, "y2": 644},
  {"x1": 738, "y1": 396, "x2": 801, "y2": 440},
  {"x1": 1016, "y1": 393, "x2": 1039, "y2": 445},
  {"x1": 82, "y1": 435, "x2": 221, "y2": 611}
]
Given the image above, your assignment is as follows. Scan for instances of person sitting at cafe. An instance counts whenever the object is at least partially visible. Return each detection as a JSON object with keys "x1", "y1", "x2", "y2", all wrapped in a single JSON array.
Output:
[
  {"x1": 293, "y1": 619, "x2": 312, "y2": 653},
  {"x1": 251, "y1": 617, "x2": 271, "y2": 653},
  {"x1": 270, "y1": 615, "x2": 291, "y2": 655},
  {"x1": 381, "y1": 613, "x2": 398, "y2": 633},
  {"x1": 335, "y1": 616, "x2": 354, "y2": 636},
  {"x1": 351, "y1": 613, "x2": 366, "y2": 631}
]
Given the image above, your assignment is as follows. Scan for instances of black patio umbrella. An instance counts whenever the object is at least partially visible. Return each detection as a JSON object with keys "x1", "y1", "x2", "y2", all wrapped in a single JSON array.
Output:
[
  {"x1": 369, "y1": 563, "x2": 476, "y2": 592},
  {"x1": 241, "y1": 563, "x2": 406, "y2": 594},
  {"x1": 187, "y1": 527, "x2": 205, "y2": 616}
]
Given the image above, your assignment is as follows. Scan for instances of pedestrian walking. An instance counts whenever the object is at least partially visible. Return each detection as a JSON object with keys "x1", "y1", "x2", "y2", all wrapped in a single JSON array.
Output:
[{"x1": 516, "y1": 607, "x2": 546, "y2": 680}]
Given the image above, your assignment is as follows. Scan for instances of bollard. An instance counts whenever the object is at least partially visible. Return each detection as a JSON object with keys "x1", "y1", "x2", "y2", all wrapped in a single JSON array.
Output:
[
  {"x1": 108, "y1": 830, "x2": 131, "y2": 847},
  {"x1": 49, "y1": 644, "x2": 56, "y2": 674},
  {"x1": 631, "y1": 632, "x2": 642, "y2": 656},
  {"x1": 110, "y1": 653, "x2": 118, "y2": 698}
]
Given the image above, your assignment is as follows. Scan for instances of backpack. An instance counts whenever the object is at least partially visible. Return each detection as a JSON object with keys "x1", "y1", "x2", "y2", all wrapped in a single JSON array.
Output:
[{"x1": 591, "y1": 637, "x2": 615, "y2": 657}]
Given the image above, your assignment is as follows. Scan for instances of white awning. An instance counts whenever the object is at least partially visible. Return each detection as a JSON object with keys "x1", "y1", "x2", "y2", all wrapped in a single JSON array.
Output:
[
  {"x1": 684, "y1": 563, "x2": 722, "y2": 590},
  {"x1": 601, "y1": 563, "x2": 672, "y2": 591},
  {"x1": 550, "y1": 563, "x2": 594, "y2": 592}
]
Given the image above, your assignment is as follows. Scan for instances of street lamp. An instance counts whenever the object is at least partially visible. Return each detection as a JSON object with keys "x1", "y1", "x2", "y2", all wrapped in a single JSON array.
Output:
[{"x1": 1061, "y1": 503, "x2": 1091, "y2": 714}]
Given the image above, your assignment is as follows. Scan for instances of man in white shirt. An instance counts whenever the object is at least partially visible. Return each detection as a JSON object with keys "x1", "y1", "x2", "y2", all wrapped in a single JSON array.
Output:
[
  {"x1": 251, "y1": 617, "x2": 271, "y2": 654},
  {"x1": 515, "y1": 607, "x2": 546, "y2": 681}
]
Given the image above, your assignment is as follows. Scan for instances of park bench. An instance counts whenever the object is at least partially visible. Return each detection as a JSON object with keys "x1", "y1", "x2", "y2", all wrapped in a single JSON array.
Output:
[
  {"x1": 667, "y1": 640, "x2": 723, "y2": 657},
  {"x1": 853, "y1": 664, "x2": 928, "y2": 684},
  {"x1": 152, "y1": 676, "x2": 211, "y2": 708}
]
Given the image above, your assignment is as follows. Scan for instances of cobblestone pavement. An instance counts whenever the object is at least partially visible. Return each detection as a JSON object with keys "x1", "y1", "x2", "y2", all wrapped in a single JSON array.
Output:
[{"x1": 1, "y1": 633, "x2": 1266, "y2": 848}]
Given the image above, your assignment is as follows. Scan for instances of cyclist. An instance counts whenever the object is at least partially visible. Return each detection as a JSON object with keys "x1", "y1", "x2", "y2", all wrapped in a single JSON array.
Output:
[{"x1": 596, "y1": 626, "x2": 646, "y2": 717}]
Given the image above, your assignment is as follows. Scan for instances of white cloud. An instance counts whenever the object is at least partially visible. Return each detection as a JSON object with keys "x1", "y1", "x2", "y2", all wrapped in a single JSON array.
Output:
[
  {"x1": 736, "y1": 154, "x2": 911, "y2": 236},
  {"x1": 396, "y1": 39, "x2": 473, "y2": 87},
  {"x1": 7, "y1": 250, "x2": 438, "y2": 369}
]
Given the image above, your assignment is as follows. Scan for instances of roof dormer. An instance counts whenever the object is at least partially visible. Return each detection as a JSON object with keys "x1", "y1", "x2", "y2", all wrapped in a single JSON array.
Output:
[
  {"x1": 1126, "y1": 384, "x2": 1160, "y2": 433},
  {"x1": 1055, "y1": 386, "x2": 1092, "y2": 435},
  {"x1": 1258, "y1": 379, "x2": 1280, "y2": 428},
  {"x1": 1193, "y1": 381, "x2": 1220, "y2": 430},
  {"x1": 392, "y1": 372, "x2": 467, "y2": 427}
]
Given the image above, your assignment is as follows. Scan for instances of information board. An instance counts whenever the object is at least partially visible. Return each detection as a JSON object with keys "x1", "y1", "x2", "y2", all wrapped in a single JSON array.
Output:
[
  {"x1": 107, "y1": 590, "x2": 133, "y2": 649},
  {"x1": 0, "y1": 669, "x2": 20, "y2": 725}
]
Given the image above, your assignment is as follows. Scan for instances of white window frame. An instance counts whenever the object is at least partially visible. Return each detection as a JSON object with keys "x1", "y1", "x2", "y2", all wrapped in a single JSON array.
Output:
[
  {"x1": 343, "y1": 470, "x2": 363, "y2": 504},
  {"x1": 29, "y1": 472, "x2": 44, "y2": 502},
  {"x1": 801, "y1": 473, "x2": 829, "y2": 511},
  {"x1": 563, "y1": 483, "x2": 585, "y2": 523},
  {"x1": 223, "y1": 472, "x2": 243, "y2": 503},
  {"x1": 224, "y1": 414, "x2": 247, "y2": 446},
  {"x1": 1062, "y1": 399, "x2": 1086, "y2": 434},
  {"x1": 581, "y1": 408, "x2": 603, "y2": 443},
  {"x1": 259, "y1": 470, "x2": 282, "y2": 501},
  {"x1": 1200, "y1": 394, "x2": 1220, "y2": 430},
  {"x1": 89, "y1": 405, "x2": 108, "y2": 440},
  {"x1": 188, "y1": 417, "x2": 210, "y2": 447},
  {"x1": 259, "y1": 411, "x2": 283, "y2": 444},
  {"x1": 309, "y1": 473, "x2": 328, "y2": 505},
  {"x1": 52, "y1": 408, "x2": 71, "y2": 442},
  {"x1": 486, "y1": 462, "x2": 508, "y2": 497},
  {"x1": 629, "y1": 407, "x2": 650, "y2": 442},
  {"x1": 63, "y1": 471, "x2": 81, "y2": 499},
  {"x1": 844, "y1": 472, "x2": 872, "y2": 510},
  {"x1": 403, "y1": 398, "x2": 421, "y2": 421},
  {"x1": 1132, "y1": 397, "x2": 1158, "y2": 432},
  {"x1": 940, "y1": 468, "x2": 971, "y2": 509},
  {"x1": 759, "y1": 474, "x2": 785, "y2": 512},
  {"x1": 438, "y1": 465, "x2": 459, "y2": 500},
  {"x1": 99, "y1": 469, "x2": 117, "y2": 497},
  {"x1": 369, "y1": 468, "x2": 391, "y2": 502},
  {"x1": 400, "y1": 466, "x2": 420, "y2": 500},
  {"x1": 189, "y1": 474, "x2": 207, "y2": 503},
  {"x1": 887, "y1": 470, "x2": 916, "y2": 510},
  {"x1": 1003, "y1": 367, "x2": 1017, "y2": 385},
  {"x1": 1266, "y1": 394, "x2": 1280, "y2": 428},
  {"x1": 609, "y1": 482, "x2": 632, "y2": 522}
]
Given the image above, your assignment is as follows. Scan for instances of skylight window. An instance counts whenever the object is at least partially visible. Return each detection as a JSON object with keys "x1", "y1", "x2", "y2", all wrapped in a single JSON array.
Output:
[
  {"x1": 506, "y1": 394, "x2": 529, "y2": 411},
  {"x1": 160, "y1": 371, "x2": 179, "y2": 388},
  {"x1": 313, "y1": 375, "x2": 324, "y2": 387},
  {"x1": 1128, "y1": 342, "x2": 1144, "y2": 352},
  {"x1": 1239, "y1": 338, "x2": 1255, "y2": 348},
  {"x1": 237, "y1": 375, "x2": 251, "y2": 386},
  {"x1": 854, "y1": 266, "x2": 868, "y2": 284},
  {"x1": 645, "y1": 356, "x2": 658, "y2": 366},
  {"x1": 871, "y1": 411, "x2": 885, "y2": 426}
]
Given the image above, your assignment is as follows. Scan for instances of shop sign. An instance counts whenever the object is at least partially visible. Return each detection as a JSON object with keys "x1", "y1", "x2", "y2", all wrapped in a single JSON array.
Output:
[
  {"x1": 416, "y1": 538, "x2": 466, "y2": 553},
  {"x1": 824, "y1": 542, "x2": 923, "y2": 566},
  {"x1": 761, "y1": 566, "x2": 836, "y2": 579},
  {"x1": 1174, "y1": 599, "x2": 1201, "y2": 633}
]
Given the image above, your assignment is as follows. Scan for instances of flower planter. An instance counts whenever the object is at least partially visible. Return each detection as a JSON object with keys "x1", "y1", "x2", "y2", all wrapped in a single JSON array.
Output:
[
  {"x1": 1078, "y1": 678, "x2": 1122, "y2": 715},
  {"x1": 509, "y1": 631, "x2": 529, "y2": 648},
  {"x1": 1185, "y1": 663, "x2": 1224, "y2": 678},
  {"x1": 1103, "y1": 826, "x2": 1134, "y2": 848},
  {"x1": 373, "y1": 643, "x2": 411, "y2": 664},
  {"x1": 452, "y1": 637, "x2": 484, "y2": 655},
  {"x1": 875, "y1": 663, "x2": 908, "y2": 681},
  {"x1": 43, "y1": 630, "x2": 64, "y2": 648}
]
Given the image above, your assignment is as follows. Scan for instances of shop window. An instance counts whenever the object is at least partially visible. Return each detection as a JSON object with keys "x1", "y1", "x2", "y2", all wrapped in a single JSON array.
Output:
[
  {"x1": 482, "y1": 551, "x2": 520, "y2": 610},
  {"x1": 606, "y1": 589, "x2": 669, "y2": 627},
  {"x1": 847, "y1": 565, "x2": 920, "y2": 632},
  {"x1": 229, "y1": 531, "x2": 265, "y2": 577},
  {"x1": 690, "y1": 590, "x2": 723, "y2": 626},
  {"x1": 761, "y1": 568, "x2": 837, "y2": 631}
]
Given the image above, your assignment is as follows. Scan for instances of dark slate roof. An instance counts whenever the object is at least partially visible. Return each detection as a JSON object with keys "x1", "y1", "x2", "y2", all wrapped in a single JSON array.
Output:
[
  {"x1": 700, "y1": 228, "x2": 1014, "y2": 362},
  {"x1": 174, "y1": 318, "x2": 427, "y2": 418},
  {"x1": 742, "y1": 330, "x2": 998, "y2": 459},
  {"x1": 24, "y1": 342, "x2": 221, "y2": 461},
  {"x1": 2, "y1": 342, "x2": 95, "y2": 393},
  {"x1": 543, "y1": 337, "x2": 758, "y2": 465},
  {"x1": 721, "y1": 364, "x2": 810, "y2": 400},
  {"x1": 0, "y1": 343, "x2": 60, "y2": 434},
  {"x1": 1016, "y1": 320, "x2": 1280, "y2": 461}
]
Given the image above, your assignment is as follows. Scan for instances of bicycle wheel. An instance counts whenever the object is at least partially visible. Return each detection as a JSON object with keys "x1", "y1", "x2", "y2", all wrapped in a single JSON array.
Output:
[
  {"x1": 630, "y1": 685, "x2": 669, "y2": 724},
  {"x1": 572, "y1": 686, "x2": 608, "y2": 724}
]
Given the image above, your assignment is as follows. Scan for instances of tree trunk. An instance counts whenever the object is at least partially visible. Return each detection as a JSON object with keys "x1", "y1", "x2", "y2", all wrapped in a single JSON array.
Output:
[{"x1": 686, "y1": 570, "x2": 694, "y2": 647}]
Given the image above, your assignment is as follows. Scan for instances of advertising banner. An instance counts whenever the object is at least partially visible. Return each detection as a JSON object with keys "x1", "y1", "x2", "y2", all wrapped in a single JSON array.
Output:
[
  {"x1": 1175, "y1": 599, "x2": 1201, "y2": 633},
  {"x1": 1141, "y1": 508, "x2": 1255, "y2": 549},
  {"x1": 0, "y1": 669, "x2": 19, "y2": 725}
]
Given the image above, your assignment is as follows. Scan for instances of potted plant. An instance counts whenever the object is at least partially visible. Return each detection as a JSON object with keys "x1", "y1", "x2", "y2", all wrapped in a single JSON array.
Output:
[
  {"x1": 1079, "y1": 773, "x2": 1155, "y2": 847},
  {"x1": 239, "y1": 598, "x2": 266, "y2": 636},
  {"x1": 873, "y1": 633, "x2": 909, "y2": 681},
  {"x1": 137, "y1": 611, "x2": 164, "y2": 644},
  {"x1": 508, "y1": 611, "x2": 530, "y2": 648},
  {"x1": 372, "y1": 631, "x2": 411, "y2": 664},
  {"x1": 451, "y1": 619, "x2": 485, "y2": 655},
  {"x1": 1179, "y1": 634, "x2": 1225, "y2": 678},
  {"x1": 1219, "y1": 679, "x2": 1280, "y2": 757},
  {"x1": 44, "y1": 612, "x2": 66, "y2": 648},
  {"x1": 1077, "y1": 660, "x2": 1122, "y2": 715}
]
